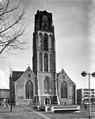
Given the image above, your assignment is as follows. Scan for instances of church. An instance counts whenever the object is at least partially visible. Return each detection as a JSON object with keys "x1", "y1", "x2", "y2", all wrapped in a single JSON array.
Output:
[{"x1": 10, "y1": 10, "x2": 77, "y2": 106}]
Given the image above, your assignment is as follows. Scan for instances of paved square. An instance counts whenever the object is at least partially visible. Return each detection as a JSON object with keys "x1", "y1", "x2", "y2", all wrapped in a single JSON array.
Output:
[{"x1": 0, "y1": 105, "x2": 95, "y2": 119}]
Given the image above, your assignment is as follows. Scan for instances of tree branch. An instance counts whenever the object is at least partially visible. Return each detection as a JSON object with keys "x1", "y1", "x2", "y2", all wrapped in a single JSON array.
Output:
[
  {"x1": 0, "y1": 29, "x2": 25, "y2": 54},
  {"x1": 0, "y1": 11, "x2": 24, "y2": 34},
  {"x1": 0, "y1": 0, "x2": 29, "y2": 54}
]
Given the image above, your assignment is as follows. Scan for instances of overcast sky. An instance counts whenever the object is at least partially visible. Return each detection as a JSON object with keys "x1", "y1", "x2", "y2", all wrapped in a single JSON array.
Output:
[{"x1": 0, "y1": 0, "x2": 95, "y2": 89}]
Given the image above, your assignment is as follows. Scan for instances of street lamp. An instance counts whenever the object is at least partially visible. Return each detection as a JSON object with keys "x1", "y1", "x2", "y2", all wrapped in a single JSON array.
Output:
[{"x1": 81, "y1": 71, "x2": 95, "y2": 119}]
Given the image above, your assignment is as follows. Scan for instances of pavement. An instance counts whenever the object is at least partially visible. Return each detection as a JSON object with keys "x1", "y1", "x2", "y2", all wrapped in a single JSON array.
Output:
[
  {"x1": 0, "y1": 106, "x2": 46, "y2": 119},
  {"x1": 0, "y1": 105, "x2": 95, "y2": 119}
]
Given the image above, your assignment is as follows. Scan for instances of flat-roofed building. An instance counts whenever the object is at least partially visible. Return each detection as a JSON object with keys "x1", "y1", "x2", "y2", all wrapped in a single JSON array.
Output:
[{"x1": 77, "y1": 89, "x2": 95, "y2": 104}]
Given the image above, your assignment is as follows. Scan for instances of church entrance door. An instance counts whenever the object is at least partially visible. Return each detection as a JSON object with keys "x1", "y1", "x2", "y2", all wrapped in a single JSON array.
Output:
[{"x1": 45, "y1": 98, "x2": 50, "y2": 105}]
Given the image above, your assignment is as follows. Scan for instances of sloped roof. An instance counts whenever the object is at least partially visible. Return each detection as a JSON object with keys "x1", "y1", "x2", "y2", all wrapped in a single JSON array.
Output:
[
  {"x1": 26, "y1": 66, "x2": 32, "y2": 72},
  {"x1": 57, "y1": 68, "x2": 75, "y2": 85},
  {"x1": 57, "y1": 68, "x2": 65, "y2": 76},
  {"x1": 11, "y1": 66, "x2": 34, "y2": 81},
  {"x1": 12, "y1": 71, "x2": 24, "y2": 81}
]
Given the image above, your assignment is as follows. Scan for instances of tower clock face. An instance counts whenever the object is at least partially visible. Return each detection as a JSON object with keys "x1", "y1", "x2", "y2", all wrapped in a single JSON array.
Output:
[{"x1": 43, "y1": 15, "x2": 48, "y2": 21}]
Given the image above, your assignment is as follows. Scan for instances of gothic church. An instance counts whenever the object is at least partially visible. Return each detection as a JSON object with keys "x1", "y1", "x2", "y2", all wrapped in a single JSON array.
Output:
[{"x1": 10, "y1": 10, "x2": 77, "y2": 106}]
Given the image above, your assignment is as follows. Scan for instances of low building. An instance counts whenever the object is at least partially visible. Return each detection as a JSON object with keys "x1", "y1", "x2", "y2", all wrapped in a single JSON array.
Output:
[
  {"x1": 0, "y1": 89, "x2": 9, "y2": 105},
  {"x1": 77, "y1": 89, "x2": 95, "y2": 104}
]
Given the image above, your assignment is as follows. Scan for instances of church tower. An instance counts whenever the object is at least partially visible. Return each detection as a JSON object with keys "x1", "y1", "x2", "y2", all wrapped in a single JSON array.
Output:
[{"x1": 33, "y1": 10, "x2": 57, "y2": 105}]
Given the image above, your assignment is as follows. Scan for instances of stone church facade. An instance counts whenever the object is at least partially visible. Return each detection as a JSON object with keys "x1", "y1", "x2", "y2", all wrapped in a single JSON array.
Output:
[{"x1": 10, "y1": 10, "x2": 77, "y2": 106}]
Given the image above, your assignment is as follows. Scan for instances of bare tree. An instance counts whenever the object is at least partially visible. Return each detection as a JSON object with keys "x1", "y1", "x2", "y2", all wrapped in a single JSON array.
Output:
[{"x1": 0, "y1": 0, "x2": 27, "y2": 54}]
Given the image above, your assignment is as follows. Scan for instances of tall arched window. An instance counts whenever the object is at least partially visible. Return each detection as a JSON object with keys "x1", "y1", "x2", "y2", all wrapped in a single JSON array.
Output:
[
  {"x1": 44, "y1": 76, "x2": 51, "y2": 94},
  {"x1": 25, "y1": 80, "x2": 33, "y2": 99},
  {"x1": 44, "y1": 53, "x2": 48, "y2": 71},
  {"x1": 50, "y1": 53, "x2": 53, "y2": 71},
  {"x1": 38, "y1": 33, "x2": 43, "y2": 49},
  {"x1": 49, "y1": 34, "x2": 53, "y2": 49},
  {"x1": 61, "y1": 81, "x2": 68, "y2": 98},
  {"x1": 39, "y1": 53, "x2": 42, "y2": 71},
  {"x1": 44, "y1": 33, "x2": 48, "y2": 51}
]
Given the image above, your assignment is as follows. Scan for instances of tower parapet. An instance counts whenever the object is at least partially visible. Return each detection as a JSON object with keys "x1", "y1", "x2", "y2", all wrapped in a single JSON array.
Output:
[{"x1": 34, "y1": 10, "x2": 54, "y2": 33}]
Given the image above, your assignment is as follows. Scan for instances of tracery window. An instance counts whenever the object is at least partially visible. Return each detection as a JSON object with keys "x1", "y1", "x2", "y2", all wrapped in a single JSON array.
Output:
[
  {"x1": 44, "y1": 76, "x2": 51, "y2": 94},
  {"x1": 61, "y1": 81, "x2": 68, "y2": 98},
  {"x1": 25, "y1": 80, "x2": 33, "y2": 99}
]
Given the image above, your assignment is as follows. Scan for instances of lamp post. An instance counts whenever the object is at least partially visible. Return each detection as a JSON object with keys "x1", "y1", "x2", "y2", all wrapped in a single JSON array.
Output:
[{"x1": 81, "y1": 71, "x2": 95, "y2": 119}]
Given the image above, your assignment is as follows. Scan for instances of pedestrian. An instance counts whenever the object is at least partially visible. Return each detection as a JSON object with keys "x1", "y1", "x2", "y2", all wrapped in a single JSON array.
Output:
[{"x1": 84, "y1": 104, "x2": 87, "y2": 110}]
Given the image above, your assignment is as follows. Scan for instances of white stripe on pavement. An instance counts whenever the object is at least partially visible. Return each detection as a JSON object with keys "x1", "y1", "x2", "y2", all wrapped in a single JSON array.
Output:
[{"x1": 24, "y1": 106, "x2": 51, "y2": 119}]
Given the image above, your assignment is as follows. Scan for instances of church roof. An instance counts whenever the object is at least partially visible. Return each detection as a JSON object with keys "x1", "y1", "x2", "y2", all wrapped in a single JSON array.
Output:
[
  {"x1": 11, "y1": 66, "x2": 34, "y2": 81},
  {"x1": 12, "y1": 71, "x2": 24, "y2": 81},
  {"x1": 57, "y1": 68, "x2": 76, "y2": 85},
  {"x1": 57, "y1": 68, "x2": 65, "y2": 76}
]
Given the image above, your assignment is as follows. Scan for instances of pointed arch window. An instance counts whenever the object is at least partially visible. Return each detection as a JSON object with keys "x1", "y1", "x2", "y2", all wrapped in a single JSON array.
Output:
[
  {"x1": 44, "y1": 33, "x2": 48, "y2": 51},
  {"x1": 38, "y1": 33, "x2": 43, "y2": 49},
  {"x1": 44, "y1": 76, "x2": 51, "y2": 94},
  {"x1": 44, "y1": 53, "x2": 48, "y2": 71},
  {"x1": 39, "y1": 53, "x2": 42, "y2": 71},
  {"x1": 61, "y1": 81, "x2": 68, "y2": 98},
  {"x1": 50, "y1": 53, "x2": 53, "y2": 71},
  {"x1": 25, "y1": 80, "x2": 33, "y2": 99},
  {"x1": 49, "y1": 34, "x2": 53, "y2": 49}
]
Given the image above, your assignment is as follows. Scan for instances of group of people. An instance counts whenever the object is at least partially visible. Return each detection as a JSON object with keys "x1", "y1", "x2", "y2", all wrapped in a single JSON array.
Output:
[{"x1": 1, "y1": 98, "x2": 10, "y2": 108}]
